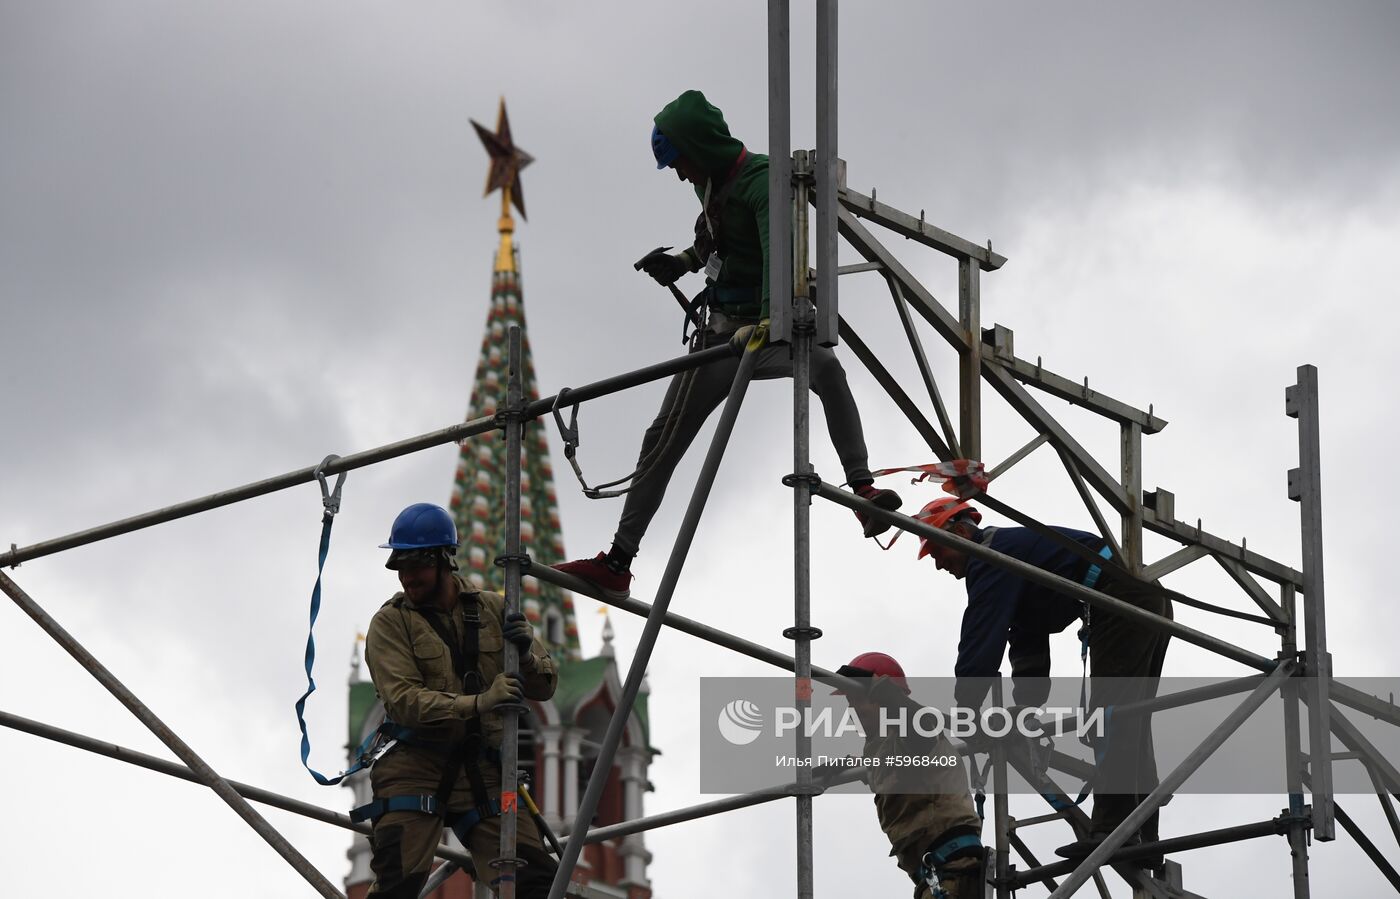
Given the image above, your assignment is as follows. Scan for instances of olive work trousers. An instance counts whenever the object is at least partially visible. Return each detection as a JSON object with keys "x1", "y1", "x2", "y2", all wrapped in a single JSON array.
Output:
[
  {"x1": 366, "y1": 806, "x2": 556, "y2": 898},
  {"x1": 1087, "y1": 571, "x2": 1173, "y2": 841},
  {"x1": 613, "y1": 321, "x2": 873, "y2": 557}
]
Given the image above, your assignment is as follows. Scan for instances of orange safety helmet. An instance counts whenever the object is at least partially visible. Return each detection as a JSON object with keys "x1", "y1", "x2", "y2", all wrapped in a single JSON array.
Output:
[
  {"x1": 834, "y1": 651, "x2": 911, "y2": 695},
  {"x1": 915, "y1": 497, "x2": 982, "y2": 559}
]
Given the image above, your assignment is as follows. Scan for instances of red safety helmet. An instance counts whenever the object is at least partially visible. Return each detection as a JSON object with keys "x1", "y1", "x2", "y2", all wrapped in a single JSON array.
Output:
[
  {"x1": 834, "y1": 651, "x2": 910, "y2": 695},
  {"x1": 915, "y1": 497, "x2": 982, "y2": 559}
]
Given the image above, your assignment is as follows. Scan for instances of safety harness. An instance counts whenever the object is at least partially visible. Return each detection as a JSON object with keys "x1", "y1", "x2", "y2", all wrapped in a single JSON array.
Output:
[
  {"x1": 919, "y1": 832, "x2": 986, "y2": 899},
  {"x1": 553, "y1": 365, "x2": 702, "y2": 500},
  {"x1": 350, "y1": 593, "x2": 500, "y2": 832},
  {"x1": 553, "y1": 148, "x2": 759, "y2": 501}
]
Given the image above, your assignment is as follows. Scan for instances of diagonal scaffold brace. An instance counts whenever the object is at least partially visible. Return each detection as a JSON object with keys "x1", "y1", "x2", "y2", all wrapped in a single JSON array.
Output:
[
  {"x1": 545, "y1": 337, "x2": 762, "y2": 899},
  {"x1": 0, "y1": 569, "x2": 346, "y2": 899}
]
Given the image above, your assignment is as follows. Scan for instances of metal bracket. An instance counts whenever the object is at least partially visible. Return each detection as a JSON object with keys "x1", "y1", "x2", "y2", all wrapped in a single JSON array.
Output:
[
  {"x1": 782, "y1": 625, "x2": 824, "y2": 641},
  {"x1": 493, "y1": 401, "x2": 527, "y2": 427},
  {"x1": 1275, "y1": 807, "x2": 1313, "y2": 831},
  {"x1": 1143, "y1": 489, "x2": 1175, "y2": 522},
  {"x1": 494, "y1": 553, "x2": 533, "y2": 572},
  {"x1": 781, "y1": 472, "x2": 823, "y2": 490}
]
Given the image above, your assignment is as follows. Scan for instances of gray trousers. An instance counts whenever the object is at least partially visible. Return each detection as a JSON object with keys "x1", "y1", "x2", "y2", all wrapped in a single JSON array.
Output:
[{"x1": 613, "y1": 325, "x2": 873, "y2": 556}]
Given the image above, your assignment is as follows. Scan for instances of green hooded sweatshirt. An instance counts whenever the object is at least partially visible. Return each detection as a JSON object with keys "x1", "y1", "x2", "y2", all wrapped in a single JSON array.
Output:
[{"x1": 654, "y1": 90, "x2": 771, "y2": 318}]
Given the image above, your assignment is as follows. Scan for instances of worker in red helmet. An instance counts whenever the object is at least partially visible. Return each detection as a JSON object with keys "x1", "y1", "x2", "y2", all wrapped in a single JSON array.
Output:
[
  {"x1": 834, "y1": 652, "x2": 985, "y2": 899},
  {"x1": 915, "y1": 499, "x2": 1172, "y2": 865}
]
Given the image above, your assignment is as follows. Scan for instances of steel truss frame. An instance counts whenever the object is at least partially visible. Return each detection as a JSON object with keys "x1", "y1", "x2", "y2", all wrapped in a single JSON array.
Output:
[{"x1": 3, "y1": 5, "x2": 1397, "y2": 899}]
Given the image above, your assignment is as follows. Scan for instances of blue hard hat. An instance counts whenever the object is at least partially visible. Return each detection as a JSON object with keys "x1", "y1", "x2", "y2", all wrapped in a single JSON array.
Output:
[
  {"x1": 380, "y1": 502, "x2": 458, "y2": 550},
  {"x1": 652, "y1": 124, "x2": 679, "y2": 170}
]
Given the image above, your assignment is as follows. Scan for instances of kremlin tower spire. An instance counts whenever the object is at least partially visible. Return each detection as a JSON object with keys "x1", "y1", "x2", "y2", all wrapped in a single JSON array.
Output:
[{"x1": 452, "y1": 98, "x2": 580, "y2": 659}]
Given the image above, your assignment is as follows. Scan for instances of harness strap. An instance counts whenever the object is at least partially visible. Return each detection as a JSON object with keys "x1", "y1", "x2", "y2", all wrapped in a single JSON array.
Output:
[
  {"x1": 1077, "y1": 544, "x2": 1114, "y2": 729},
  {"x1": 449, "y1": 797, "x2": 504, "y2": 840},
  {"x1": 295, "y1": 457, "x2": 356, "y2": 785},
  {"x1": 969, "y1": 755, "x2": 991, "y2": 821},
  {"x1": 552, "y1": 357, "x2": 706, "y2": 500},
  {"x1": 922, "y1": 834, "x2": 984, "y2": 871},
  {"x1": 920, "y1": 831, "x2": 986, "y2": 898},
  {"x1": 350, "y1": 794, "x2": 504, "y2": 828},
  {"x1": 417, "y1": 595, "x2": 490, "y2": 814},
  {"x1": 351, "y1": 793, "x2": 441, "y2": 823}
]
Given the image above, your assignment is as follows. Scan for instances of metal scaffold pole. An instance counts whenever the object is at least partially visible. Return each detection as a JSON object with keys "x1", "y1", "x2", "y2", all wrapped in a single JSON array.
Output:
[
  {"x1": 1, "y1": 343, "x2": 732, "y2": 570},
  {"x1": 496, "y1": 324, "x2": 527, "y2": 897},
  {"x1": 1280, "y1": 583, "x2": 1313, "y2": 898},
  {"x1": 814, "y1": 0, "x2": 839, "y2": 349},
  {"x1": 545, "y1": 346, "x2": 761, "y2": 899},
  {"x1": 0, "y1": 708, "x2": 480, "y2": 871},
  {"x1": 1048, "y1": 660, "x2": 1297, "y2": 898},
  {"x1": 1287, "y1": 363, "x2": 1335, "y2": 841},
  {"x1": 991, "y1": 679, "x2": 1012, "y2": 899},
  {"x1": 0, "y1": 570, "x2": 344, "y2": 899},
  {"x1": 767, "y1": 0, "x2": 791, "y2": 345},
  {"x1": 790, "y1": 146, "x2": 818, "y2": 899}
]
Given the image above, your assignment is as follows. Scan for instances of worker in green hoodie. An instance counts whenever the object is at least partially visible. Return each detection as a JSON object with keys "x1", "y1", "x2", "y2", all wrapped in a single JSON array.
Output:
[{"x1": 556, "y1": 90, "x2": 901, "y2": 599}]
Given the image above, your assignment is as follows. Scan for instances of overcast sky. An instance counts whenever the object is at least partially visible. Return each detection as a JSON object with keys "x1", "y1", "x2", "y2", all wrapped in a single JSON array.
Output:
[{"x1": 3, "y1": 2, "x2": 1399, "y2": 897}]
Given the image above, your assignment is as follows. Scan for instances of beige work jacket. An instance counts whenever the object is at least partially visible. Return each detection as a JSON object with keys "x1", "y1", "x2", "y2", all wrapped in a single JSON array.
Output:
[{"x1": 364, "y1": 574, "x2": 557, "y2": 803}]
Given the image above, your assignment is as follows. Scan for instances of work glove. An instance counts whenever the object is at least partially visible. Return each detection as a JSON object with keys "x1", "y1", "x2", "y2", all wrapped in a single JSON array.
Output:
[
  {"x1": 503, "y1": 611, "x2": 535, "y2": 652},
  {"x1": 477, "y1": 672, "x2": 524, "y2": 714},
  {"x1": 503, "y1": 611, "x2": 540, "y2": 670},
  {"x1": 729, "y1": 317, "x2": 771, "y2": 354},
  {"x1": 638, "y1": 248, "x2": 689, "y2": 286}
]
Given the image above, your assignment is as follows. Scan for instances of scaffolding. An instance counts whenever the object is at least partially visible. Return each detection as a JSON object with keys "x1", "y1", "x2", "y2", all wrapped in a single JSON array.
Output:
[{"x1": 4, "y1": 3, "x2": 1400, "y2": 898}]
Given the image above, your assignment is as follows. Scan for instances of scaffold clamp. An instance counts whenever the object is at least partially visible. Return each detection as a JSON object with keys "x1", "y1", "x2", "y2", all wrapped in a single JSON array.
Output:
[
  {"x1": 782, "y1": 625, "x2": 824, "y2": 641},
  {"x1": 781, "y1": 472, "x2": 823, "y2": 490},
  {"x1": 494, "y1": 552, "x2": 533, "y2": 571}
]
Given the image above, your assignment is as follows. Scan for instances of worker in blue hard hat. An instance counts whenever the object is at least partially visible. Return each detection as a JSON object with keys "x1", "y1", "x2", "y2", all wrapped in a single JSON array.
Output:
[
  {"x1": 359, "y1": 503, "x2": 560, "y2": 898},
  {"x1": 555, "y1": 89, "x2": 901, "y2": 599}
]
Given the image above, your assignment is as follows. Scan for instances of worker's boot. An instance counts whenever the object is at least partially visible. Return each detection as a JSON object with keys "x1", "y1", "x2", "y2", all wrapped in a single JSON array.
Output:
[
  {"x1": 1055, "y1": 830, "x2": 1161, "y2": 868},
  {"x1": 852, "y1": 484, "x2": 902, "y2": 538},
  {"x1": 553, "y1": 552, "x2": 632, "y2": 600}
]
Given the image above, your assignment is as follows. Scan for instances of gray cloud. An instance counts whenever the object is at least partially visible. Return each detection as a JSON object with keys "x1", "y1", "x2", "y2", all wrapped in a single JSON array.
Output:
[{"x1": 3, "y1": 1, "x2": 1398, "y2": 896}]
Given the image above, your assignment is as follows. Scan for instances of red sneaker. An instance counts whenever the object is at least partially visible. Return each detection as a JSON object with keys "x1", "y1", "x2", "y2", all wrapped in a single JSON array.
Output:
[
  {"x1": 853, "y1": 485, "x2": 902, "y2": 538},
  {"x1": 553, "y1": 552, "x2": 632, "y2": 600}
]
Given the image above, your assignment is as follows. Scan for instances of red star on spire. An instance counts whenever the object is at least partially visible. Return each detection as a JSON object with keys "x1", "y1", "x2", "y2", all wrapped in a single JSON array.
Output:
[{"x1": 471, "y1": 98, "x2": 533, "y2": 221}]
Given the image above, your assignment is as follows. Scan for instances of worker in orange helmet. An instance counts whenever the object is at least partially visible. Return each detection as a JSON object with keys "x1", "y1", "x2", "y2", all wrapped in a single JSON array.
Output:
[
  {"x1": 914, "y1": 497, "x2": 1172, "y2": 865},
  {"x1": 833, "y1": 651, "x2": 985, "y2": 899}
]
